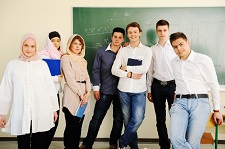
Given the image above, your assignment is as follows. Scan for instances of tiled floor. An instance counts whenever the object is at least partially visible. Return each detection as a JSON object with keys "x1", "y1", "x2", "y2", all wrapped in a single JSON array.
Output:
[{"x1": 0, "y1": 141, "x2": 225, "y2": 149}]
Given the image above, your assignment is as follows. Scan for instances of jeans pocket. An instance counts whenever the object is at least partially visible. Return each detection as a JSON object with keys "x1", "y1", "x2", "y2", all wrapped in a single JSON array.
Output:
[{"x1": 169, "y1": 104, "x2": 177, "y2": 114}]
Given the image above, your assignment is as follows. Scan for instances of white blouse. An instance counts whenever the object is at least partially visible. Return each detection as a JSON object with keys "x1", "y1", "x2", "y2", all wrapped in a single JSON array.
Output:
[{"x1": 0, "y1": 59, "x2": 59, "y2": 135}]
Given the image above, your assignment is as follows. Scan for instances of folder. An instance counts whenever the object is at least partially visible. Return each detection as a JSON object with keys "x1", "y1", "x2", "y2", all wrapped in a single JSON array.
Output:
[
  {"x1": 74, "y1": 101, "x2": 88, "y2": 118},
  {"x1": 127, "y1": 58, "x2": 142, "y2": 66},
  {"x1": 42, "y1": 59, "x2": 61, "y2": 76}
]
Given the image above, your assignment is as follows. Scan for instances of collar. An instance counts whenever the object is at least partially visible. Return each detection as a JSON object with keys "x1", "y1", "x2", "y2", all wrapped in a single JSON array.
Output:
[
  {"x1": 156, "y1": 39, "x2": 171, "y2": 47},
  {"x1": 105, "y1": 43, "x2": 122, "y2": 52},
  {"x1": 186, "y1": 50, "x2": 195, "y2": 62},
  {"x1": 176, "y1": 50, "x2": 195, "y2": 61},
  {"x1": 127, "y1": 42, "x2": 143, "y2": 48}
]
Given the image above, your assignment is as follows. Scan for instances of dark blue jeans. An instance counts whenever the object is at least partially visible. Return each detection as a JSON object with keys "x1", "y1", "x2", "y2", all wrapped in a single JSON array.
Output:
[
  {"x1": 151, "y1": 78, "x2": 176, "y2": 149},
  {"x1": 82, "y1": 92, "x2": 123, "y2": 147}
]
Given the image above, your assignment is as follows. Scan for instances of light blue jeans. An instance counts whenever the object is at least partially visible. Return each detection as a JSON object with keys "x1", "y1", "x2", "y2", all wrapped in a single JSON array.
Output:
[
  {"x1": 118, "y1": 90, "x2": 146, "y2": 149},
  {"x1": 170, "y1": 97, "x2": 210, "y2": 149}
]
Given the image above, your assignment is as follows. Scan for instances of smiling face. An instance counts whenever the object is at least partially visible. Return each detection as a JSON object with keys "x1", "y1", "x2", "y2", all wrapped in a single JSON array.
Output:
[
  {"x1": 127, "y1": 27, "x2": 142, "y2": 43},
  {"x1": 50, "y1": 37, "x2": 60, "y2": 49},
  {"x1": 171, "y1": 37, "x2": 191, "y2": 60},
  {"x1": 69, "y1": 39, "x2": 83, "y2": 55},
  {"x1": 22, "y1": 38, "x2": 36, "y2": 58}
]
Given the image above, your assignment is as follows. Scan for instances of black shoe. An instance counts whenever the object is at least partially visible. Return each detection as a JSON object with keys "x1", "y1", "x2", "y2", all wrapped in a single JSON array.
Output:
[
  {"x1": 79, "y1": 144, "x2": 92, "y2": 149},
  {"x1": 109, "y1": 144, "x2": 117, "y2": 149}
]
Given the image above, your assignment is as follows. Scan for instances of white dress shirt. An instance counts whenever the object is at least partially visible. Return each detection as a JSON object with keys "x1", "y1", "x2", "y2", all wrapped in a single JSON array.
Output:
[
  {"x1": 171, "y1": 50, "x2": 220, "y2": 110},
  {"x1": 111, "y1": 42, "x2": 152, "y2": 93},
  {"x1": 147, "y1": 40, "x2": 177, "y2": 92},
  {"x1": 0, "y1": 59, "x2": 59, "y2": 135}
]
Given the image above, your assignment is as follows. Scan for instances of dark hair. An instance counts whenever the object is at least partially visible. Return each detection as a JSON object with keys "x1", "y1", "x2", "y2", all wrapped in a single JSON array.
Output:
[
  {"x1": 169, "y1": 32, "x2": 188, "y2": 44},
  {"x1": 156, "y1": 20, "x2": 169, "y2": 29},
  {"x1": 49, "y1": 31, "x2": 61, "y2": 40},
  {"x1": 126, "y1": 22, "x2": 142, "y2": 33},
  {"x1": 112, "y1": 27, "x2": 125, "y2": 37}
]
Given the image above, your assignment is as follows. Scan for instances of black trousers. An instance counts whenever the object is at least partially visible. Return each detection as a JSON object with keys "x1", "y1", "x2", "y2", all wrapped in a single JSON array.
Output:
[
  {"x1": 17, "y1": 130, "x2": 48, "y2": 149},
  {"x1": 45, "y1": 94, "x2": 60, "y2": 148},
  {"x1": 63, "y1": 107, "x2": 84, "y2": 149},
  {"x1": 151, "y1": 78, "x2": 176, "y2": 149}
]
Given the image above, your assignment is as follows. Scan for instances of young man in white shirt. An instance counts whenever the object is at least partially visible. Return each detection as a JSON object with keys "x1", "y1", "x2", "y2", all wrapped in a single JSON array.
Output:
[
  {"x1": 147, "y1": 20, "x2": 176, "y2": 149},
  {"x1": 169, "y1": 32, "x2": 223, "y2": 149},
  {"x1": 112, "y1": 22, "x2": 152, "y2": 149}
]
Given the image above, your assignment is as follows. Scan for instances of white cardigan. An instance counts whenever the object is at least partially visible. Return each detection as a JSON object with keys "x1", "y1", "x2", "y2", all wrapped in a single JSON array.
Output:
[{"x1": 0, "y1": 59, "x2": 59, "y2": 135}]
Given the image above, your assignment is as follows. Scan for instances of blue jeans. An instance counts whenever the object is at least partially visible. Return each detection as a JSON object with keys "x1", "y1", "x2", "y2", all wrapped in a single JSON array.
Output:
[
  {"x1": 170, "y1": 97, "x2": 210, "y2": 149},
  {"x1": 118, "y1": 90, "x2": 146, "y2": 149},
  {"x1": 82, "y1": 92, "x2": 123, "y2": 147}
]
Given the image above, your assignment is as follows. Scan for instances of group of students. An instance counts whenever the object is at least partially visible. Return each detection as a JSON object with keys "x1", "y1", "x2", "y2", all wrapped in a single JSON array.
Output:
[{"x1": 0, "y1": 19, "x2": 224, "y2": 149}]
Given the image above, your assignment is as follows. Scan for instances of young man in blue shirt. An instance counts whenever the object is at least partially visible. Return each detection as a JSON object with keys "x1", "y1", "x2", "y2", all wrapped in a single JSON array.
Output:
[{"x1": 80, "y1": 27, "x2": 125, "y2": 149}]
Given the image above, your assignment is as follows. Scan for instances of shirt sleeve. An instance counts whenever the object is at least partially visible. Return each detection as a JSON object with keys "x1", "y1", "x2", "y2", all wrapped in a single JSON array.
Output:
[
  {"x1": 111, "y1": 48, "x2": 129, "y2": 78},
  {"x1": 42, "y1": 62, "x2": 59, "y2": 112},
  {"x1": 200, "y1": 56, "x2": 220, "y2": 110},
  {"x1": 146, "y1": 58, "x2": 154, "y2": 93},
  {"x1": 0, "y1": 62, "x2": 13, "y2": 115},
  {"x1": 92, "y1": 49, "x2": 101, "y2": 87},
  {"x1": 85, "y1": 69, "x2": 91, "y2": 93}
]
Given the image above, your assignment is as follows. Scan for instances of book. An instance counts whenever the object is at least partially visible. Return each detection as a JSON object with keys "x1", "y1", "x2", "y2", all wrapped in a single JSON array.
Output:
[
  {"x1": 42, "y1": 59, "x2": 61, "y2": 76},
  {"x1": 127, "y1": 58, "x2": 142, "y2": 66},
  {"x1": 74, "y1": 101, "x2": 88, "y2": 118}
]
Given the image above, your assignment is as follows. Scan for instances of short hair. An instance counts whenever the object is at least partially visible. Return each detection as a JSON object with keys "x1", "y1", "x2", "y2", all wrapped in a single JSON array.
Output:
[
  {"x1": 126, "y1": 22, "x2": 142, "y2": 33},
  {"x1": 156, "y1": 20, "x2": 169, "y2": 28},
  {"x1": 169, "y1": 32, "x2": 188, "y2": 44},
  {"x1": 112, "y1": 27, "x2": 125, "y2": 37}
]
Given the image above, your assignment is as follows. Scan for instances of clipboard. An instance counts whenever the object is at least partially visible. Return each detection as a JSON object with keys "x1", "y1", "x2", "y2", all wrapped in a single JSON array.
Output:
[
  {"x1": 74, "y1": 101, "x2": 88, "y2": 118},
  {"x1": 42, "y1": 59, "x2": 61, "y2": 76}
]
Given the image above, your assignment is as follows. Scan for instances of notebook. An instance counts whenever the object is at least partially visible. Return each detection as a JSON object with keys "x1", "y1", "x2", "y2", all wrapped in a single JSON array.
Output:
[
  {"x1": 74, "y1": 101, "x2": 88, "y2": 118},
  {"x1": 42, "y1": 59, "x2": 61, "y2": 76},
  {"x1": 127, "y1": 58, "x2": 142, "y2": 66}
]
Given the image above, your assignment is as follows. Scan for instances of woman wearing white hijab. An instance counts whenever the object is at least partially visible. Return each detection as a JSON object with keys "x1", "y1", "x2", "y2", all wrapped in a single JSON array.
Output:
[
  {"x1": 0, "y1": 33, "x2": 59, "y2": 149},
  {"x1": 61, "y1": 34, "x2": 91, "y2": 149}
]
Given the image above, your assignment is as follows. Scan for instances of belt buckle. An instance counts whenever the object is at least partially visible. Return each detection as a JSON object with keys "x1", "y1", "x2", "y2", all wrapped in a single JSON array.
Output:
[{"x1": 160, "y1": 81, "x2": 167, "y2": 86}]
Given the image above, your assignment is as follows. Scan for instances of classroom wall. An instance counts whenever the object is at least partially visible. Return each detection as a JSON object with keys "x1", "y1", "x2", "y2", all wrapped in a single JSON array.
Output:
[{"x1": 1, "y1": 0, "x2": 225, "y2": 140}]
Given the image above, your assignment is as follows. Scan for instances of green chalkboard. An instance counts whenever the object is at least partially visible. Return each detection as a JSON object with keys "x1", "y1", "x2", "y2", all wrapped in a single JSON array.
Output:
[{"x1": 73, "y1": 7, "x2": 225, "y2": 84}]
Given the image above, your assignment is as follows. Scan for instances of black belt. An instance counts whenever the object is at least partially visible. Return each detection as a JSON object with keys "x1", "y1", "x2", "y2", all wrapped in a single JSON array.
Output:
[
  {"x1": 176, "y1": 94, "x2": 208, "y2": 99},
  {"x1": 153, "y1": 78, "x2": 175, "y2": 86},
  {"x1": 76, "y1": 81, "x2": 86, "y2": 84}
]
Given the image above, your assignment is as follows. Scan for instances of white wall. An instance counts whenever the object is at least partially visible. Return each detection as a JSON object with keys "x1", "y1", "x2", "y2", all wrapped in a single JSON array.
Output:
[{"x1": 1, "y1": 0, "x2": 225, "y2": 140}]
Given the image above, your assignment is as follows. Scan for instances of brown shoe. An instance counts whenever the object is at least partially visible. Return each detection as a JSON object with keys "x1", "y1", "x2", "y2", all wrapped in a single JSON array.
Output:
[
  {"x1": 109, "y1": 145, "x2": 117, "y2": 149},
  {"x1": 80, "y1": 144, "x2": 92, "y2": 149}
]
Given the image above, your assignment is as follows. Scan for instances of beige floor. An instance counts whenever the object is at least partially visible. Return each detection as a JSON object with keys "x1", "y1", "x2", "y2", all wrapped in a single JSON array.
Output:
[{"x1": 0, "y1": 141, "x2": 225, "y2": 149}]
